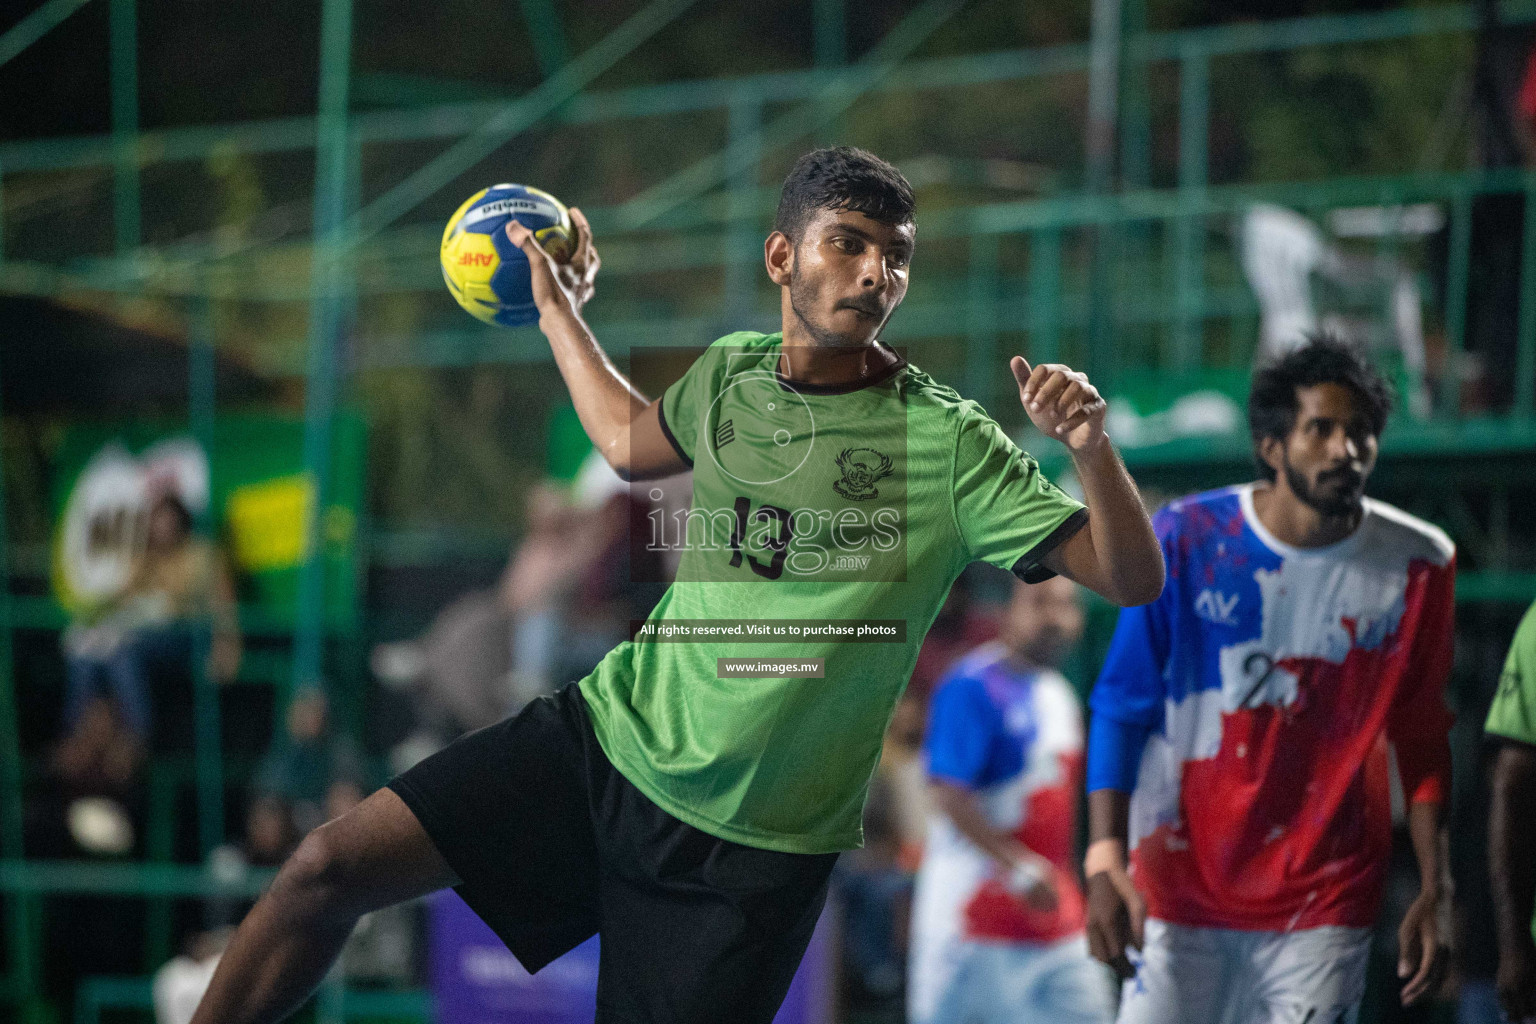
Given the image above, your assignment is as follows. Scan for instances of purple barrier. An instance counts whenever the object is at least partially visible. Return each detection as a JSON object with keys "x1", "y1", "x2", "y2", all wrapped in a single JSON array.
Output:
[{"x1": 429, "y1": 891, "x2": 833, "y2": 1024}]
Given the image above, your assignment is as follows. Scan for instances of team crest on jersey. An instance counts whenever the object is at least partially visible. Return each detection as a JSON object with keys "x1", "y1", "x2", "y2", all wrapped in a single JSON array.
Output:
[{"x1": 833, "y1": 447, "x2": 894, "y2": 500}]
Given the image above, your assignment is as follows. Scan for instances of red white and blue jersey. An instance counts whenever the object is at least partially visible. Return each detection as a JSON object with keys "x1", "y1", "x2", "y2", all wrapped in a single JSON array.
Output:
[
  {"x1": 1087, "y1": 485, "x2": 1455, "y2": 932},
  {"x1": 912, "y1": 644, "x2": 1087, "y2": 948}
]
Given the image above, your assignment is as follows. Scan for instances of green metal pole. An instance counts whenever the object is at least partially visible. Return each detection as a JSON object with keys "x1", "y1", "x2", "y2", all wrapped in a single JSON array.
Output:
[
  {"x1": 517, "y1": 0, "x2": 570, "y2": 77},
  {"x1": 0, "y1": 284, "x2": 41, "y2": 1020},
  {"x1": 1029, "y1": 227, "x2": 1062, "y2": 366},
  {"x1": 0, "y1": 859, "x2": 274, "y2": 897},
  {"x1": 813, "y1": 0, "x2": 846, "y2": 66},
  {"x1": 812, "y1": 0, "x2": 847, "y2": 143},
  {"x1": 1375, "y1": 185, "x2": 1412, "y2": 403},
  {"x1": 292, "y1": 0, "x2": 354, "y2": 696},
  {"x1": 189, "y1": 284, "x2": 223, "y2": 859},
  {"x1": 1116, "y1": 0, "x2": 1152, "y2": 372},
  {"x1": 1119, "y1": 0, "x2": 1150, "y2": 191},
  {"x1": 616, "y1": 0, "x2": 965, "y2": 231},
  {"x1": 723, "y1": 97, "x2": 761, "y2": 322},
  {"x1": 109, "y1": 0, "x2": 139, "y2": 254},
  {"x1": 341, "y1": 135, "x2": 363, "y2": 346},
  {"x1": 0, "y1": 0, "x2": 94, "y2": 70},
  {"x1": 964, "y1": 231, "x2": 1000, "y2": 407},
  {"x1": 1173, "y1": 48, "x2": 1209, "y2": 369},
  {"x1": 1518, "y1": 175, "x2": 1536, "y2": 417},
  {"x1": 8, "y1": 2, "x2": 1536, "y2": 179},
  {"x1": 142, "y1": 763, "x2": 177, "y2": 969},
  {"x1": 348, "y1": 0, "x2": 701, "y2": 243},
  {"x1": 1084, "y1": 0, "x2": 1121, "y2": 386},
  {"x1": 1085, "y1": 0, "x2": 1121, "y2": 197},
  {"x1": 1442, "y1": 188, "x2": 1473, "y2": 415},
  {"x1": 336, "y1": 135, "x2": 365, "y2": 741}
]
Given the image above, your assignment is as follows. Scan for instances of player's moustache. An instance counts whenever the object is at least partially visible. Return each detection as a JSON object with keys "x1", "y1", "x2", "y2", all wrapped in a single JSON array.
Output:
[
  {"x1": 1319, "y1": 466, "x2": 1363, "y2": 488},
  {"x1": 839, "y1": 298, "x2": 884, "y2": 316}
]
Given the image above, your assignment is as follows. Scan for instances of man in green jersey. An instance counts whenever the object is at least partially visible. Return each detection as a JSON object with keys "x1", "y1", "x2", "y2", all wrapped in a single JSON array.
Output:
[
  {"x1": 192, "y1": 147, "x2": 1164, "y2": 1024},
  {"x1": 1488, "y1": 599, "x2": 1536, "y2": 1023}
]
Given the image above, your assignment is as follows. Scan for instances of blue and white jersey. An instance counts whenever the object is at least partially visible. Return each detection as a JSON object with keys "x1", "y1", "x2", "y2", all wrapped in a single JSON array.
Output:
[
  {"x1": 910, "y1": 644, "x2": 1090, "y2": 1024},
  {"x1": 913, "y1": 644, "x2": 1087, "y2": 946},
  {"x1": 1086, "y1": 484, "x2": 1455, "y2": 931}
]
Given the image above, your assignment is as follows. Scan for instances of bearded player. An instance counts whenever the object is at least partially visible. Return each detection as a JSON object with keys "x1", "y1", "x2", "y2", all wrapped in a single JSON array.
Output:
[
  {"x1": 191, "y1": 147, "x2": 1164, "y2": 1024},
  {"x1": 1084, "y1": 337, "x2": 1454, "y2": 1023}
]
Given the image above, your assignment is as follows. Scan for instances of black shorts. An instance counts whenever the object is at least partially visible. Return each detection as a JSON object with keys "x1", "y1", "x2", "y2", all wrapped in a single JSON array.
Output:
[{"x1": 388, "y1": 682, "x2": 839, "y2": 1023}]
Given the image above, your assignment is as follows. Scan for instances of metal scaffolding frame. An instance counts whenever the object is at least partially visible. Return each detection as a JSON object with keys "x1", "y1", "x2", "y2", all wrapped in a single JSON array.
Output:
[{"x1": 2, "y1": 1, "x2": 1536, "y2": 1016}]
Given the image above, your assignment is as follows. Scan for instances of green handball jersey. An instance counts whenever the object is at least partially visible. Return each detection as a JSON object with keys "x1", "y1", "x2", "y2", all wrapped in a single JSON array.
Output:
[
  {"x1": 578, "y1": 332, "x2": 1087, "y2": 853},
  {"x1": 1486, "y1": 599, "x2": 1536, "y2": 940},
  {"x1": 1487, "y1": 601, "x2": 1536, "y2": 747}
]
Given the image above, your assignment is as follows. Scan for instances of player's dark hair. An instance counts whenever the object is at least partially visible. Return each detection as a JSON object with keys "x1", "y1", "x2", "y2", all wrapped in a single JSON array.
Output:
[
  {"x1": 773, "y1": 147, "x2": 915, "y2": 241},
  {"x1": 1247, "y1": 333, "x2": 1393, "y2": 482}
]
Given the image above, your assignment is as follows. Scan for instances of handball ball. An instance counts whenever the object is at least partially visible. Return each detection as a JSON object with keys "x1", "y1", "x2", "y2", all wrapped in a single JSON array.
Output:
[{"x1": 440, "y1": 184, "x2": 574, "y2": 327}]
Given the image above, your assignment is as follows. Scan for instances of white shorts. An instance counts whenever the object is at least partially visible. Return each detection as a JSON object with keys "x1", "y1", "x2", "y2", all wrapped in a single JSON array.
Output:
[
  {"x1": 1115, "y1": 918, "x2": 1372, "y2": 1024},
  {"x1": 911, "y1": 934, "x2": 1117, "y2": 1024}
]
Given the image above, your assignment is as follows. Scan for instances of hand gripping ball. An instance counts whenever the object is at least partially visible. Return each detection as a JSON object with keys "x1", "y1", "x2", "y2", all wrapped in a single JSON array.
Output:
[{"x1": 440, "y1": 184, "x2": 574, "y2": 327}]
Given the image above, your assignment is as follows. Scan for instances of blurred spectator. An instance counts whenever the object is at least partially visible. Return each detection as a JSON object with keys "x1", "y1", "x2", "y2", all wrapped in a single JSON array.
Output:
[
  {"x1": 1516, "y1": 33, "x2": 1536, "y2": 162},
  {"x1": 206, "y1": 690, "x2": 369, "y2": 941},
  {"x1": 829, "y1": 571, "x2": 1003, "y2": 1020},
  {"x1": 906, "y1": 569, "x2": 999, "y2": 705},
  {"x1": 340, "y1": 901, "x2": 419, "y2": 987},
  {"x1": 26, "y1": 695, "x2": 148, "y2": 1017},
  {"x1": 1450, "y1": 747, "x2": 1504, "y2": 1024},
  {"x1": 236, "y1": 686, "x2": 414, "y2": 986},
  {"x1": 880, "y1": 695, "x2": 932, "y2": 871},
  {"x1": 252, "y1": 688, "x2": 366, "y2": 839},
  {"x1": 1441, "y1": 2, "x2": 1533, "y2": 412},
  {"x1": 1473, "y1": 0, "x2": 1534, "y2": 169},
  {"x1": 1241, "y1": 204, "x2": 1431, "y2": 418},
  {"x1": 378, "y1": 453, "x2": 673, "y2": 771},
  {"x1": 834, "y1": 771, "x2": 912, "y2": 1020},
  {"x1": 241, "y1": 795, "x2": 298, "y2": 868},
  {"x1": 499, "y1": 473, "x2": 625, "y2": 702},
  {"x1": 153, "y1": 929, "x2": 231, "y2": 1024},
  {"x1": 831, "y1": 574, "x2": 1004, "y2": 1021},
  {"x1": 28, "y1": 695, "x2": 142, "y2": 858},
  {"x1": 61, "y1": 492, "x2": 241, "y2": 743},
  {"x1": 205, "y1": 797, "x2": 297, "y2": 933},
  {"x1": 909, "y1": 575, "x2": 1113, "y2": 1024}
]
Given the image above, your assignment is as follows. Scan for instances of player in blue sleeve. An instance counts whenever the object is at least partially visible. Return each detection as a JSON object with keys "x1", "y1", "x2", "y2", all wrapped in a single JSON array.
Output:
[
  {"x1": 910, "y1": 576, "x2": 1115, "y2": 1024},
  {"x1": 1084, "y1": 339, "x2": 1456, "y2": 1024}
]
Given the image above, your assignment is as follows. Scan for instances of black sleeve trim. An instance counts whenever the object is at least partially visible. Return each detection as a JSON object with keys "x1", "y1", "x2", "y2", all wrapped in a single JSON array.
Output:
[
  {"x1": 1487, "y1": 731, "x2": 1536, "y2": 754},
  {"x1": 1010, "y1": 507, "x2": 1090, "y2": 584},
  {"x1": 655, "y1": 394, "x2": 693, "y2": 467}
]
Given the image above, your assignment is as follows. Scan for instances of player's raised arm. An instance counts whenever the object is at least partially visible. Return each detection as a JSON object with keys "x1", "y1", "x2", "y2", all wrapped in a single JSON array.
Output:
[
  {"x1": 506, "y1": 209, "x2": 687, "y2": 482},
  {"x1": 1011, "y1": 357, "x2": 1164, "y2": 607}
]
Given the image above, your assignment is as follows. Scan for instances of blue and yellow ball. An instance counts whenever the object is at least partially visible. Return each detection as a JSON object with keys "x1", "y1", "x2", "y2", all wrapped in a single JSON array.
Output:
[{"x1": 440, "y1": 184, "x2": 574, "y2": 327}]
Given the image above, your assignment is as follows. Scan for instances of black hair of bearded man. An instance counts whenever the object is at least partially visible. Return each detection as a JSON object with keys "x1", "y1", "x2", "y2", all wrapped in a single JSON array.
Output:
[{"x1": 1248, "y1": 332, "x2": 1393, "y2": 482}]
